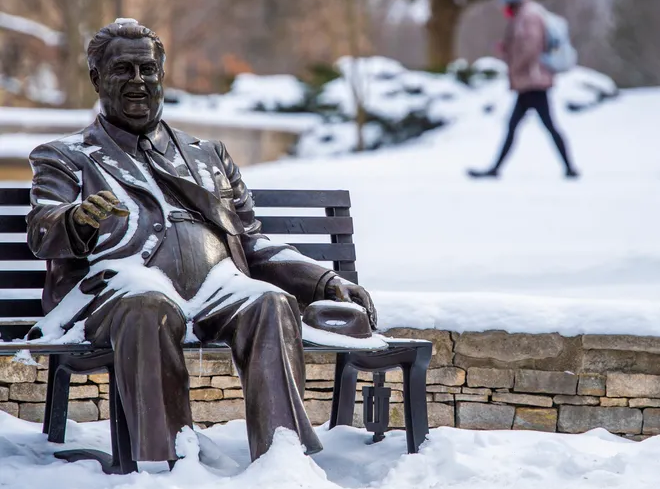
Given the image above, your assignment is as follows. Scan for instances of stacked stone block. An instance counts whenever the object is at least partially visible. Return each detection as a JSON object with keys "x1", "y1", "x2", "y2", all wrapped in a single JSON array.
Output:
[{"x1": 2, "y1": 331, "x2": 660, "y2": 440}]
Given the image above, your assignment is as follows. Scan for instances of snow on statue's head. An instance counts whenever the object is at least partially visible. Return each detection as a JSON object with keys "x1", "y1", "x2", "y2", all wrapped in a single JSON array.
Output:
[{"x1": 87, "y1": 19, "x2": 166, "y2": 135}]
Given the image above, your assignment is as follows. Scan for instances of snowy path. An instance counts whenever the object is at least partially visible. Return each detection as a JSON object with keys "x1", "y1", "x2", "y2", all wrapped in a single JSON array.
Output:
[{"x1": 242, "y1": 88, "x2": 660, "y2": 303}]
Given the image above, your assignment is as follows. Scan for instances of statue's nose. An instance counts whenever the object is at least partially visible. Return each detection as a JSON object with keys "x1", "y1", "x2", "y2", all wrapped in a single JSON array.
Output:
[{"x1": 130, "y1": 65, "x2": 143, "y2": 83}]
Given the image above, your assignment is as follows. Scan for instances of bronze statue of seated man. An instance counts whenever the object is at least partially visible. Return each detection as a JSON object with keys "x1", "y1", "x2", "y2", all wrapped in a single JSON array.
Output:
[{"x1": 26, "y1": 19, "x2": 376, "y2": 465}]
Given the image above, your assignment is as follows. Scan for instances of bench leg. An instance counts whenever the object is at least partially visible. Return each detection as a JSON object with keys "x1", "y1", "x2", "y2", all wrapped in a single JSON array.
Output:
[
  {"x1": 54, "y1": 368, "x2": 138, "y2": 475},
  {"x1": 362, "y1": 371, "x2": 390, "y2": 443},
  {"x1": 43, "y1": 354, "x2": 61, "y2": 435},
  {"x1": 402, "y1": 347, "x2": 432, "y2": 453},
  {"x1": 110, "y1": 368, "x2": 138, "y2": 474},
  {"x1": 330, "y1": 352, "x2": 358, "y2": 428},
  {"x1": 47, "y1": 364, "x2": 71, "y2": 443}
]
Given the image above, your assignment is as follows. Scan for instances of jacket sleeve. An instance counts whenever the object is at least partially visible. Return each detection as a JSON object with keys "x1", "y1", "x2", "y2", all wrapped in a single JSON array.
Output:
[
  {"x1": 27, "y1": 144, "x2": 98, "y2": 259},
  {"x1": 510, "y1": 11, "x2": 546, "y2": 76},
  {"x1": 215, "y1": 141, "x2": 338, "y2": 307}
]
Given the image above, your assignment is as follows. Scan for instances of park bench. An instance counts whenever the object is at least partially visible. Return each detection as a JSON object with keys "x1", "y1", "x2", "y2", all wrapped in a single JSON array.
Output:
[{"x1": 0, "y1": 186, "x2": 431, "y2": 474}]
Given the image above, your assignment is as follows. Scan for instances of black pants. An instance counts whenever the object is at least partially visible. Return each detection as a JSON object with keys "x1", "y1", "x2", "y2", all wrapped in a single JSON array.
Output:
[{"x1": 493, "y1": 90, "x2": 574, "y2": 173}]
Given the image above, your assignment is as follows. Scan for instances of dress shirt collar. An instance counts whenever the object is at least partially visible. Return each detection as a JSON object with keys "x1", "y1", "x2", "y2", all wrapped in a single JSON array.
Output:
[{"x1": 99, "y1": 116, "x2": 170, "y2": 156}]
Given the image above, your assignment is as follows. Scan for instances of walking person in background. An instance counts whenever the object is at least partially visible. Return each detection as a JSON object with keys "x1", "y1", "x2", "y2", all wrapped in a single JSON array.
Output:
[{"x1": 468, "y1": 0, "x2": 579, "y2": 179}]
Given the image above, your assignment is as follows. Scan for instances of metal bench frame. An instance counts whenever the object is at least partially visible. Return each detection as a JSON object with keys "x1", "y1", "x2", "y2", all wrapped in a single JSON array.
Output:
[{"x1": 0, "y1": 187, "x2": 431, "y2": 474}]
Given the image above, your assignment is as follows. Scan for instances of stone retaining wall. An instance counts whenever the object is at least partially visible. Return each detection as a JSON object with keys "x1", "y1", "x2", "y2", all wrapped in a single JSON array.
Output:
[{"x1": 2, "y1": 329, "x2": 660, "y2": 438}]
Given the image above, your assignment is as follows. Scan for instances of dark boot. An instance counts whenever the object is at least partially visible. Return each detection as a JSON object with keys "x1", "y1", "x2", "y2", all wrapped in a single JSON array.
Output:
[
  {"x1": 467, "y1": 168, "x2": 499, "y2": 179},
  {"x1": 565, "y1": 168, "x2": 580, "y2": 179}
]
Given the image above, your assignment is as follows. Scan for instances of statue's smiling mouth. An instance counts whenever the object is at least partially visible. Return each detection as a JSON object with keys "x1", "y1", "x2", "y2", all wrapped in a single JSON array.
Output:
[{"x1": 124, "y1": 92, "x2": 148, "y2": 101}]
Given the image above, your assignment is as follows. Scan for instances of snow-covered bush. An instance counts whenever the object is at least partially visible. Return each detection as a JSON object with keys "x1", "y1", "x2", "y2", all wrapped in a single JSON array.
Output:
[
  {"x1": 555, "y1": 66, "x2": 619, "y2": 112},
  {"x1": 230, "y1": 74, "x2": 310, "y2": 112},
  {"x1": 295, "y1": 56, "x2": 472, "y2": 156},
  {"x1": 164, "y1": 56, "x2": 619, "y2": 158}
]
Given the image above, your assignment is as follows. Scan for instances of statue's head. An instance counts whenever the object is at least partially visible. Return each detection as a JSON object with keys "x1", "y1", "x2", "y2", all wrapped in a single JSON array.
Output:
[{"x1": 88, "y1": 19, "x2": 165, "y2": 134}]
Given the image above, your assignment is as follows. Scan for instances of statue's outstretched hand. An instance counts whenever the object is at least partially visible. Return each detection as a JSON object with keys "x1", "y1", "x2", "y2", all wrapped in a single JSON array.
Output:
[
  {"x1": 73, "y1": 191, "x2": 129, "y2": 229},
  {"x1": 325, "y1": 277, "x2": 378, "y2": 330}
]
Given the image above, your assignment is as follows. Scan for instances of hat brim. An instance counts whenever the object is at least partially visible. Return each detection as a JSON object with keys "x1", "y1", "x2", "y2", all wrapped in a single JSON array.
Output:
[{"x1": 302, "y1": 323, "x2": 389, "y2": 350}]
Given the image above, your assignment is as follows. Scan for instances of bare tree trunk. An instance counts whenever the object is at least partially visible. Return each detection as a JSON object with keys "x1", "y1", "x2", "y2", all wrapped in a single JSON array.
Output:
[
  {"x1": 59, "y1": 0, "x2": 82, "y2": 108},
  {"x1": 115, "y1": 0, "x2": 123, "y2": 19},
  {"x1": 427, "y1": 0, "x2": 465, "y2": 70},
  {"x1": 57, "y1": 0, "x2": 104, "y2": 108},
  {"x1": 345, "y1": 0, "x2": 366, "y2": 152},
  {"x1": 607, "y1": 0, "x2": 660, "y2": 87}
]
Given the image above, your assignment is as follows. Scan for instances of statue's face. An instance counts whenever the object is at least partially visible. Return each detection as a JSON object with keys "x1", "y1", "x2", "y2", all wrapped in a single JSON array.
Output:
[{"x1": 92, "y1": 36, "x2": 164, "y2": 134}]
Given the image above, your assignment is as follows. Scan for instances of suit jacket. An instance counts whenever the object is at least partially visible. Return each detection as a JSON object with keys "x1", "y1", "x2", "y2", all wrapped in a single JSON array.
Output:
[{"x1": 28, "y1": 117, "x2": 336, "y2": 324}]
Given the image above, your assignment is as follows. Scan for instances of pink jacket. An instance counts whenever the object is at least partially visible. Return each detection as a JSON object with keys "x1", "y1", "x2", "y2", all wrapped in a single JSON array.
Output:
[{"x1": 502, "y1": 1, "x2": 553, "y2": 92}]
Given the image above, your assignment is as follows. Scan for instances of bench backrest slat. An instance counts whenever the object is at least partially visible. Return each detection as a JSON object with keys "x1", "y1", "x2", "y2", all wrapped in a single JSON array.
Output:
[
  {"x1": 0, "y1": 215, "x2": 28, "y2": 233},
  {"x1": 0, "y1": 215, "x2": 354, "y2": 237},
  {"x1": 252, "y1": 189, "x2": 351, "y2": 208},
  {"x1": 0, "y1": 301, "x2": 43, "y2": 322},
  {"x1": 0, "y1": 188, "x2": 29, "y2": 206},
  {"x1": 0, "y1": 242, "x2": 39, "y2": 260},
  {"x1": 0, "y1": 187, "x2": 359, "y2": 341},
  {"x1": 0, "y1": 271, "x2": 47, "y2": 288}
]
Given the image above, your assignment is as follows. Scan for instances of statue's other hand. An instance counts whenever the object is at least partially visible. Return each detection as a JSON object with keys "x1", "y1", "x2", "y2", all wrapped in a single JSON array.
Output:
[
  {"x1": 325, "y1": 277, "x2": 378, "y2": 330},
  {"x1": 73, "y1": 191, "x2": 130, "y2": 229},
  {"x1": 26, "y1": 326, "x2": 43, "y2": 341}
]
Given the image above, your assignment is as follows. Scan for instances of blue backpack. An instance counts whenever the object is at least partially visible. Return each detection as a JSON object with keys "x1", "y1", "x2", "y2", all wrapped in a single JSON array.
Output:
[{"x1": 539, "y1": 7, "x2": 577, "y2": 73}]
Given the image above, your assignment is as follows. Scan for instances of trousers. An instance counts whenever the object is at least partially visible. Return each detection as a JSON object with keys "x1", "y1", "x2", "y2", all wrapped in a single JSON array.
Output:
[
  {"x1": 83, "y1": 279, "x2": 322, "y2": 462},
  {"x1": 493, "y1": 90, "x2": 574, "y2": 172}
]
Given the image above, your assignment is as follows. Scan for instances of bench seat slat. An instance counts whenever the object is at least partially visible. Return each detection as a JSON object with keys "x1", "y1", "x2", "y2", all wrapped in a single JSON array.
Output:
[{"x1": 0, "y1": 341, "x2": 383, "y2": 355}]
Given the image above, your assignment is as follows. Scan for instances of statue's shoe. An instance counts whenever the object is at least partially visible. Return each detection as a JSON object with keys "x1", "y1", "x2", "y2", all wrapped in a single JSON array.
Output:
[{"x1": 302, "y1": 300, "x2": 388, "y2": 350}]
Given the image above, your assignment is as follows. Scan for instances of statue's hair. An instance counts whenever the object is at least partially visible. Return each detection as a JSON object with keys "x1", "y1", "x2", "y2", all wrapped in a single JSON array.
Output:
[{"x1": 87, "y1": 19, "x2": 165, "y2": 72}]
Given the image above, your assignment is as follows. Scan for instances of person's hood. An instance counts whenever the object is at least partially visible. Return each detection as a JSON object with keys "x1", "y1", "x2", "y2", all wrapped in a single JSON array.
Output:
[{"x1": 501, "y1": 0, "x2": 527, "y2": 18}]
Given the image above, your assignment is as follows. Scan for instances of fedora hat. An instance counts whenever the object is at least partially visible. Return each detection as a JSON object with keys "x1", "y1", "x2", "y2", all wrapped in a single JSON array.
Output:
[{"x1": 302, "y1": 300, "x2": 372, "y2": 339}]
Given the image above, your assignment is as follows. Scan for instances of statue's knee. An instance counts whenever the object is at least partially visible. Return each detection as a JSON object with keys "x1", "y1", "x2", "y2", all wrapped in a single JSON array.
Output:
[
  {"x1": 256, "y1": 291, "x2": 298, "y2": 315},
  {"x1": 120, "y1": 292, "x2": 185, "y2": 327}
]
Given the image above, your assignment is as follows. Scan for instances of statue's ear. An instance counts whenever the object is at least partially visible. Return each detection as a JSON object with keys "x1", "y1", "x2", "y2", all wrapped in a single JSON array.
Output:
[{"x1": 90, "y1": 69, "x2": 100, "y2": 93}]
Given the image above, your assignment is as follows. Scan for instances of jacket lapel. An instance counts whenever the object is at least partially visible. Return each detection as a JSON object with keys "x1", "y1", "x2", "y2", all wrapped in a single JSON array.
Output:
[
  {"x1": 153, "y1": 123, "x2": 245, "y2": 237},
  {"x1": 164, "y1": 123, "x2": 218, "y2": 193},
  {"x1": 157, "y1": 124, "x2": 249, "y2": 274},
  {"x1": 84, "y1": 118, "x2": 150, "y2": 194}
]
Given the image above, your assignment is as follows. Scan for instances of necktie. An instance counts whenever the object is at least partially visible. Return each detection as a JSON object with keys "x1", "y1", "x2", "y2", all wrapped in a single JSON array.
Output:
[{"x1": 139, "y1": 137, "x2": 178, "y2": 177}]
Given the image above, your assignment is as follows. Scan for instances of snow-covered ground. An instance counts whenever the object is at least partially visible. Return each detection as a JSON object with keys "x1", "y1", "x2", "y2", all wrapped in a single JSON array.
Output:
[
  {"x1": 237, "y1": 85, "x2": 660, "y2": 335},
  {"x1": 2, "y1": 412, "x2": 660, "y2": 489}
]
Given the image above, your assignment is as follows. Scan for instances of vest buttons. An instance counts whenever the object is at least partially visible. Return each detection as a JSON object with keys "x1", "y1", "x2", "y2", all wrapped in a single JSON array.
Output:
[
  {"x1": 153, "y1": 222, "x2": 163, "y2": 232},
  {"x1": 141, "y1": 251, "x2": 151, "y2": 260}
]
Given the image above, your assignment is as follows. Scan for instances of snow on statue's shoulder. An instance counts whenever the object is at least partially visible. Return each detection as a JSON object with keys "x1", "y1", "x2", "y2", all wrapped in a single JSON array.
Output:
[{"x1": 58, "y1": 133, "x2": 84, "y2": 144}]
